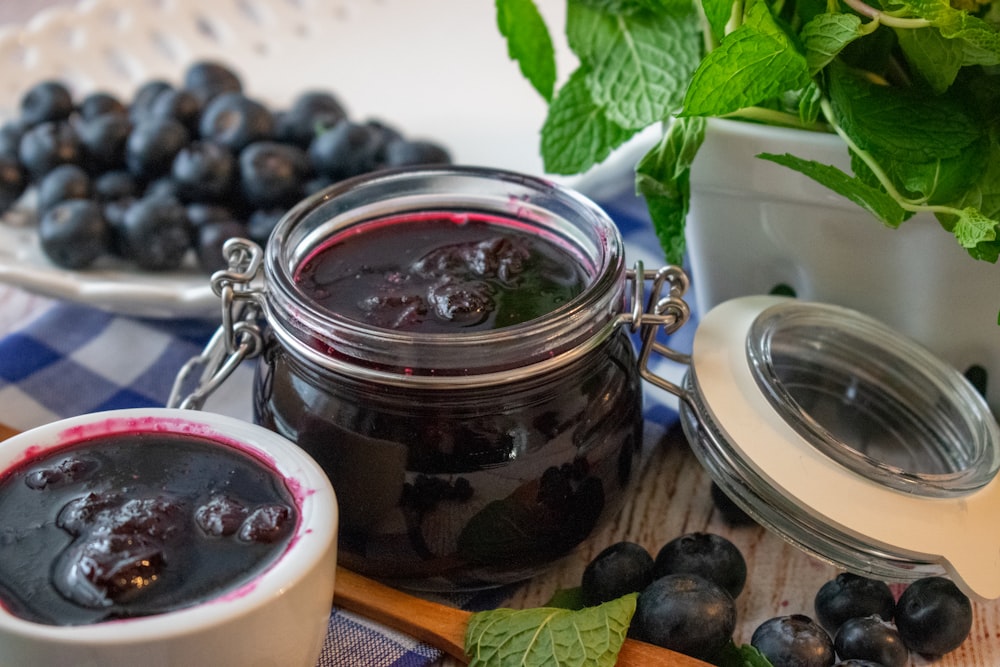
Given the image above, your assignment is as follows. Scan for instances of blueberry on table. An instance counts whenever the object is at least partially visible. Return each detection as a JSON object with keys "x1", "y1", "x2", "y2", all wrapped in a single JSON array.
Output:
[
  {"x1": 833, "y1": 615, "x2": 908, "y2": 667},
  {"x1": 38, "y1": 199, "x2": 110, "y2": 270},
  {"x1": 580, "y1": 541, "x2": 654, "y2": 606},
  {"x1": 37, "y1": 163, "x2": 92, "y2": 212},
  {"x1": 93, "y1": 170, "x2": 139, "y2": 203},
  {"x1": 19, "y1": 80, "x2": 74, "y2": 127},
  {"x1": 126, "y1": 117, "x2": 191, "y2": 183},
  {"x1": 0, "y1": 153, "x2": 27, "y2": 213},
  {"x1": 814, "y1": 572, "x2": 895, "y2": 635},
  {"x1": 119, "y1": 195, "x2": 193, "y2": 271},
  {"x1": 894, "y1": 576, "x2": 972, "y2": 656},
  {"x1": 77, "y1": 90, "x2": 127, "y2": 121},
  {"x1": 275, "y1": 90, "x2": 347, "y2": 147},
  {"x1": 632, "y1": 573, "x2": 736, "y2": 662},
  {"x1": 77, "y1": 112, "x2": 132, "y2": 173},
  {"x1": 171, "y1": 140, "x2": 237, "y2": 202},
  {"x1": 0, "y1": 121, "x2": 24, "y2": 157},
  {"x1": 751, "y1": 614, "x2": 836, "y2": 667},
  {"x1": 651, "y1": 532, "x2": 747, "y2": 598},
  {"x1": 198, "y1": 91, "x2": 274, "y2": 153},
  {"x1": 238, "y1": 140, "x2": 311, "y2": 208},
  {"x1": 18, "y1": 120, "x2": 83, "y2": 180},
  {"x1": 183, "y1": 59, "x2": 243, "y2": 106}
]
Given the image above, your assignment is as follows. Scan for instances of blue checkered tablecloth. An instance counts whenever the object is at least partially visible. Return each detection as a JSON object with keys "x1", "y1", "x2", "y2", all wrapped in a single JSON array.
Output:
[{"x1": 0, "y1": 188, "x2": 692, "y2": 666}]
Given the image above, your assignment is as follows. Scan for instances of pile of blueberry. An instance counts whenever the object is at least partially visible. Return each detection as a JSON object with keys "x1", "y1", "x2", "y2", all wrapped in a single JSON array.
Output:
[
  {"x1": 0, "y1": 60, "x2": 452, "y2": 273},
  {"x1": 581, "y1": 534, "x2": 973, "y2": 666}
]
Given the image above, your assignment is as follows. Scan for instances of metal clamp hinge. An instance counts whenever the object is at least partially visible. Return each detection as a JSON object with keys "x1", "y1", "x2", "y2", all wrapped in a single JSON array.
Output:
[
  {"x1": 624, "y1": 262, "x2": 693, "y2": 402},
  {"x1": 167, "y1": 238, "x2": 267, "y2": 410}
]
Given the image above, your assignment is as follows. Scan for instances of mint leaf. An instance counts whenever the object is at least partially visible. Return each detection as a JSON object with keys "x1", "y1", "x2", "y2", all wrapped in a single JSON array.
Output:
[
  {"x1": 895, "y1": 26, "x2": 965, "y2": 93},
  {"x1": 496, "y1": 0, "x2": 558, "y2": 102},
  {"x1": 465, "y1": 594, "x2": 637, "y2": 667},
  {"x1": 540, "y1": 67, "x2": 638, "y2": 174},
  {"x1": 758, "y1": 152, "x2": 908, "y2": 227},
  {"x1": 895, "y1": 0, "x2": 1000, "y2": 66},
  {"x1": 636, "y1": 116, "x2": 707, "y2": 263},
  {"x1": 681, "y1": 0, "x2": 811, "y2": 116},
  {"x1": 701, "y1": 0, "x2": 734, "y2": 44},
  {"x1": 566, "y1": 1, "x2": 702, "y2": 127},
  {"x1": 545, "y1": 586, "x2": 585, "y2": 610},
  {"x1": 800, "y1": 13, "x2": 865, "y2": 75},
  {"x1": 952, "y1": 206, "x2": 999, "y2": 250},
  {"x1": 827, "y1": 61, "x2": 981, "y2": 163}
]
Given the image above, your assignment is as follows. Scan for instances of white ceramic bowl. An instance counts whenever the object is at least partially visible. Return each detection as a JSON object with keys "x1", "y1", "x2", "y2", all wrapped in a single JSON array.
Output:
[{"x1": 0, "y1": 408, "x2": 338, "y2": 667}]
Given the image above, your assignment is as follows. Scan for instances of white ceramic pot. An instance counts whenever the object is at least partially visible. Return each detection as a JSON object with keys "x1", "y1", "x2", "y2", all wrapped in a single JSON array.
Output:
[
  {"x1": 0, "y1": 408, "x2": 338, "y2": 667},
  {"x1": 686, "y1": 118, "x2": 1000, "y2": 414}
]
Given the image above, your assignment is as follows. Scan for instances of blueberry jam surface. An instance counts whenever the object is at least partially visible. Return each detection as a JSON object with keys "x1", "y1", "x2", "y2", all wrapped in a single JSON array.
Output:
[
  {"x1": 293, "y1": 212, "x2": 591, "y2": 332},
  {"x1": 0, "y1": 432, "x2": 297, "y2": 626}
]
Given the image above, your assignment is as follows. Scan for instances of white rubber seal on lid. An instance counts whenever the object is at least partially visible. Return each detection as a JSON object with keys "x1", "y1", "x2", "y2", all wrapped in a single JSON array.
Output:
[{"x1": 687, "y1": 295, "x2": 1000, "y2": 600}]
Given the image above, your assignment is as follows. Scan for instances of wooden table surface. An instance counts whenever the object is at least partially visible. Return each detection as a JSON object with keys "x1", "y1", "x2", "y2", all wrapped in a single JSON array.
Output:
[{"x1": 438, "y1": 423, "x2": 1000, "y2": 667}]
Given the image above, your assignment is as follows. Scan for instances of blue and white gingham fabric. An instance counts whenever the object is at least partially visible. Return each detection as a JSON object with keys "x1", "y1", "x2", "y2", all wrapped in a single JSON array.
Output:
[{"x1": 0, "y1": 188, "x2": 693, "y2": 666}]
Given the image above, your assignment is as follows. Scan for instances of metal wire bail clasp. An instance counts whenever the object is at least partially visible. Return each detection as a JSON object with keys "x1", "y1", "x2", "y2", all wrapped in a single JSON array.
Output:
[
  {"x1": 167, "y1": 238, "x2": 266, "y2": 410},
  {"x1": 624, "y1": 263, "x2": 694, "y2": 403}
]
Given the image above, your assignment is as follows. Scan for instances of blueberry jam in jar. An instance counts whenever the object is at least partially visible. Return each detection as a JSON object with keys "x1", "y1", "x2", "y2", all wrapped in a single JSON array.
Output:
[
  {"x1": 0, "y1": 431, "x2": 297, "y2": 625},
  {"x1": 205, "y1": 167, "x2": 660, "y2": 590}
]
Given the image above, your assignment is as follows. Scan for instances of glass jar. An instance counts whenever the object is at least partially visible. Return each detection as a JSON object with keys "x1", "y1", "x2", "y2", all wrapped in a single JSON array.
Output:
[{"x1": 174, "y1": 167, "x2": 686, "y2": 590}]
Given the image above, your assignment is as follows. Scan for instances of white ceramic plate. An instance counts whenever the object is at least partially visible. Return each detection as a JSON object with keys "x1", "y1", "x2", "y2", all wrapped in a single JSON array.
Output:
[{"x1": 0, "y1": 0, "x2": 572, "y2": 318}]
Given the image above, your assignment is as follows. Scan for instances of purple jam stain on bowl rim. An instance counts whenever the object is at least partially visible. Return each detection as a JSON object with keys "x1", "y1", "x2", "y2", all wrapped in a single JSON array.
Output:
[{"x1": 6, "y1": 415, "x2": 321, "y2": 615}]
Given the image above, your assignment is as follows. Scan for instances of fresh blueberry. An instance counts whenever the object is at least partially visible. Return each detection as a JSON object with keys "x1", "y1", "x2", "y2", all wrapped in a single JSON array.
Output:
[
  {"x1": 77, "y1": 90, "x2": 127, "y2": 121},
  {"x1": 751, "y1": 615, "x2": 836, "y2": 667},
  {"x1": 652, "y1": 532, "x2": 747, "y2": 599},
  {"x1": 814, "y1": 573, "x2": 895, "y2": 635},
  {"x1": 182, "y1": 60, "x2": 243, "y2": 106},
  {"x1": 119, "y1": 195, "x2": 193, "y2": 270},
  {"x1": 274, "y1": 90, "x2": 347, "y2": 147},
  {"x1": 833, "y1": 615, "x2": 908, "y2": 667},
  {"x1": 149, "y1": 88, "x2": 203, "y2": 133},
  {"x1": 382, "y1": 138, "x2": 452, "y2": 168},
  {"x1": 126, "y1": 117, "x2": 190, "y2": 182},
  {"x1": 129, "y1": 79, "x2": 173, "y2": 122},
  {"x1": 238, "y1": 140, "x2": 311, "y2": 208},
  {"x1": 198, "y1": 91, "x2": 274, "y2": 153},
  {"x1": 18, "y1": 121, "x2": 83, "y2": 180},
  {"x1": 38, "y1": 199, "x2": 110, "y2": 269},
  {"x1": 186, "y1": 202, "x2": 240, "y2": 229},
  {"x1": 92, "y1": 170, "x2": 139, "y2": 203},
  {"x1": 246, "y1": 207, "x2": 285, "y2": 246},
  {"x1": 76, "y1": 112, "x2": 132, "y2": 173},
  {"x1": 894, "y1": 576, "x2": 971, "y2": 656},
  {"x1": 37, "y1": 163, "x2": 92, "y2": 212},
  {"x1": 19, "y1": 80, "x2": 74, "y2": 127},
  {"x1": 194, "y1": 218, "x2": 248, "y2": 273},
  {"x1": 144, "y1": 176, "x2": 182, "y2": 202},
  {"x1": 171, "y1": 140, "x2": 236, "y2": 202},
  {"x1": 0, "y1": 121, "x2": 24, "y2": 157},
  {"x1": 102, "y1": 197, "x2": 136, "y2": 256},
  {"x1": 580, "y1": 541, "x2": 654, "y2": 606},
  {"x1": 632, "y1": 573, "x2": 736, "y2": 662},
  {"x1": 0, "y1": 153, "x2": 27, "y2": 213},
  {"x1": 365, "y1": 118, "x2": 404, "y2": 165},
  {"x1": 308, "y1": 120, "x2": 383, "y2": 180}
]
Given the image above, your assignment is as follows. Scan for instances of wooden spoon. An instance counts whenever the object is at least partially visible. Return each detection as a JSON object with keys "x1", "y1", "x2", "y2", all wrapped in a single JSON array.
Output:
[
  {"x1": 0, "y1": 424, "x2": 708, "y2": 665},
  {"x1": 333, "y1": 566, "x2": 713, "y2": 666}
]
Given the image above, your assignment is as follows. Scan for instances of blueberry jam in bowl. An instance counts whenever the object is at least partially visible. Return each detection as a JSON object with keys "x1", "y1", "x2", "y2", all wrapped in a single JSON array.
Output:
[
  {"x1": 197, "y1": 166, "x2": 676, "y2": 590},
  {"x1": 0, "y1": 408, "x2": 338, "y2": 667}
]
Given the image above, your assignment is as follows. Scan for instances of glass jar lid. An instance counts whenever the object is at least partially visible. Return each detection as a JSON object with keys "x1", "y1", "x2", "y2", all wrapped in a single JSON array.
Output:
[{"x1": 679, "y1": 295, "x2": 1000, "y2": 599}]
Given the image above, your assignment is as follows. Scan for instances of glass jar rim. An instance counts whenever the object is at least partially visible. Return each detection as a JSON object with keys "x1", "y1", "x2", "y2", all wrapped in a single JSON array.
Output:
[{"x1": 261, "y1": 166, "x2": 628, "y2": 385}]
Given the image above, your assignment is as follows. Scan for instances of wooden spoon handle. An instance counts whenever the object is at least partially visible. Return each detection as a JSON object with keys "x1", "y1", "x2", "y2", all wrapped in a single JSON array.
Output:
[{"x1": 333, "y1": 566, "x2": 712, "y2": 666}]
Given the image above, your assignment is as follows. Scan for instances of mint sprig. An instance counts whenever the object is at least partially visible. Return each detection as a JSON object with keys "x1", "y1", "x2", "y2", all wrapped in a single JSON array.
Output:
[{"x1": 495, "y1": 0, "x2": 1000, "y2": 282}]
